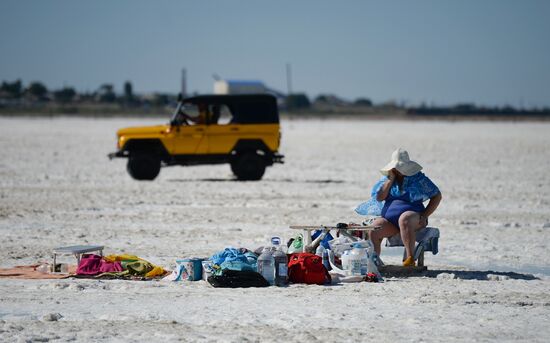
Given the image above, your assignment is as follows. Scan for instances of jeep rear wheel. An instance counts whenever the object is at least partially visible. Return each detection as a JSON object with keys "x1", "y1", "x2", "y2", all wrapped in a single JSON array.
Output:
[
  {"x1": 231, "y1": 152, "x2": 266, "y2": 181},
  {"x1": 127, "y1": 153, "x2": 161, "y2": 180}
]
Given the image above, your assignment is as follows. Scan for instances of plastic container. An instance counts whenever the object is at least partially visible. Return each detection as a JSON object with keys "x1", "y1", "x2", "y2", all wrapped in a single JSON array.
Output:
[
  {"x1": 349, "y1": 243, "x2": 364, "y2": 276},
  {"x1": 175, "y1": 258, "x2": 204, "y2": 281},
  {"x1": 315, "y1": 244, "x2": 325, "y2": 257},
  {"x1": 271, "y1": 237, "x2": 288, "y2": 286},
  {"x1": 360, "y1": 250, "x2": 369, "y2": 275},
  {"x1": 257, "y1": 247, "x2": 275, "y2": 286},
  {"x1": 341, "y1": 250, "x2": 351, "y2": 273},
  {"x1": 322, "y1": 249, "x2": 331, "y2": 271}
]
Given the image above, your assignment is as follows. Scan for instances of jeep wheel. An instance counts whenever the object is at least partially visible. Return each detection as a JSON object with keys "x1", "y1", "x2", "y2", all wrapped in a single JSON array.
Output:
[
  {"x1": 127, "y1": 153, "x2": 161, "y2": 180},
  {"x1": 231, "y1": 152, "x2": 266, "y2": 181}
]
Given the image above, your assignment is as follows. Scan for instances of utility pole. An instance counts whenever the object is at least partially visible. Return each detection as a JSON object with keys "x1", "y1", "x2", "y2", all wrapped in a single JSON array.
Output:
[{"x1": 286, "y1": 63, "x2": 292, "y2": 95}]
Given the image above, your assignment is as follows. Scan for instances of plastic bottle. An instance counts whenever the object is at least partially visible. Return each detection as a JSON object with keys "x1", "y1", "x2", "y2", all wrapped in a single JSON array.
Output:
[
  {"x1": 271, "y1": 237, "x2": 288, "y2": 286},
  {"x1": 316, "y1": 244, "x2": 331, "y2": 271},
  {"x1": 341, "y1": 250, "x2": 351, "y2": 273},
  {"x1": 349, "y1": 243, "x2": 364, "y2": 276},
  {"x1": 36, "y1": 264, "x2": 49, "y2": 273},
  {"x1": 258, "y1": 246, "x2": 275, "y2": 285},
  {"x1": 322, "y1": 249, "x2": 331, "y2": 271},
  {"x1": 360, "y1": 249, "x2": 369, "y2": 275},
  {"x1": 365, "y1": 240, "x2": 384, "y2": 281},
  {"x1": 315, "y1": 245, "x2": 324, "y2": 258}
]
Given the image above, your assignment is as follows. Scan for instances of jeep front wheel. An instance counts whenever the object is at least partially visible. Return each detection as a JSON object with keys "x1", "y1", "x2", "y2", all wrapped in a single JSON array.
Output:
[
  {"x1": 231, "y1": 152, "x2": 266, "y2": 181},
  {"x1": 127, "y1": 153, "x2": 161, "y2": 180}
]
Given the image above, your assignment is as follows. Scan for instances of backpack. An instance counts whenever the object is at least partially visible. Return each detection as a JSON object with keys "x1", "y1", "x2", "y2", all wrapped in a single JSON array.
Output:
[
  {"x1": 207, "y1": 269, "x2": 269, "y2": 288},
  {"x1": 288, "y1": 253, "x2": 331, "y2": 285}
]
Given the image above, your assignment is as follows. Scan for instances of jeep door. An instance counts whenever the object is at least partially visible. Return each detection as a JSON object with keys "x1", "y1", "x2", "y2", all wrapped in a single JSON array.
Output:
[
  {"x1": 206, "y1": 124, "x2": 240, "y2": 154},
  {"x1": 168, "y1": 124, "x2": 208, "y2": 155},
  {"x1": 205, "y1": 104, "x2": 239, "y2": 154}
]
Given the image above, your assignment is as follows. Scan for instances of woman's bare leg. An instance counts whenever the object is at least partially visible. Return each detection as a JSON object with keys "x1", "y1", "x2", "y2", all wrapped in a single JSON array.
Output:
[
  {"x1": 398, "y1": 211, "x2": 424, "y2": 259},
  {"x1": 369, "y1": 217, "x2": 399, "y2": 255}
]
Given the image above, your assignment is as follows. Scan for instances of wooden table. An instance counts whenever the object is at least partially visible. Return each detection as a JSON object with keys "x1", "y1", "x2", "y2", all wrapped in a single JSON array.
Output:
[
  {"x1": 52, "y1": 245, "x2": 104, "y2": 267},
  {"x1": 289, "y1": 225, "x2": 379, "y2": 252}
]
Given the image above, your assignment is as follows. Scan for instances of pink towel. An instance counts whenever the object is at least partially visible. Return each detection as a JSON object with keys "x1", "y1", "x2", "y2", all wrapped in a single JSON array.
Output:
[{"x1": 76, "y1": 254, "x2": 123, "y2": 275}]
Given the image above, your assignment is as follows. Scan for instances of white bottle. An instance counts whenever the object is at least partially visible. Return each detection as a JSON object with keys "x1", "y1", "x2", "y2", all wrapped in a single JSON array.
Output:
[
  {"x1": 341, "y1": 250, "x2": 351, "y2": 273},
  {"x1": 257, "y1": 247, "x2": 275, "y2": 286},
  {"x1": 315, "y1": 244, "x2": 325, "y2": 257},
  {"x1": 36, "y1": 264, "x2": 49, "y2": 273},
  {"x1": 349, "y1": 243, "x2": 363, "y2": 276},
  {"x1": 360, "y1": 250, "x2": 369, "y2": 275}
]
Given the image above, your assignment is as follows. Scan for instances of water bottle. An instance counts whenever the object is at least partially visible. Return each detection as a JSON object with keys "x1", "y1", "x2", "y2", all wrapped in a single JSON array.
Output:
[
  {"x1": 271, "y1": 237, "x2": 288, "y2": 286},
  {"x1": 258, "y1": 247, "x2": 275, "y2": 285},
  {"x1": 349, "y1": 243, "x2": 363, "y2": 276},
  {"x1": 315, "y1": 244, "x2": 331, "y2": 271},
  {"x1": 322, "y1": 249, "x2": 331, "y2": 271},
  {"x1": 365, "y1": 240, "x2": 383, "y2": 281},
  {"x1": 360, "y1": 249, "x2": 369, "y2": 275},
  {"x1": 315, "y1": 244, "x2": 324, "y2": 257},
  {"x1": 341, "y1": 250, "x2": 351, "y2": 273}
]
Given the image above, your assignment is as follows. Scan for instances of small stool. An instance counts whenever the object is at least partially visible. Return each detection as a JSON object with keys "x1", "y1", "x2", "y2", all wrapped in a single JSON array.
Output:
[
  {"x1": 53, "y1": 245, "x2": 104, "y2": 267},
  {"x1": 385, "y1": 227, "x2": 440, "y2": 267}
]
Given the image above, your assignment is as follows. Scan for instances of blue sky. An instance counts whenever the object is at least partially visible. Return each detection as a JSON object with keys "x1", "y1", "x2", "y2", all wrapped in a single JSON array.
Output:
[{"x1": 1, "y1": 0, "x2": 549, "y2": 107}]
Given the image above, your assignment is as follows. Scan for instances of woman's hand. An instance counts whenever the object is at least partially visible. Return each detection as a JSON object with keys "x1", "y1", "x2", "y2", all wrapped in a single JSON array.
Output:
[
  {"x1": 376, "y1": 172, "x2": 395, "y2": 201},
  {"x1": 419, "y1": 213, "x2": 428, "y2": 227},
  {"x1": 388, "y1": 168, "x2": 397, "y2": 181}
]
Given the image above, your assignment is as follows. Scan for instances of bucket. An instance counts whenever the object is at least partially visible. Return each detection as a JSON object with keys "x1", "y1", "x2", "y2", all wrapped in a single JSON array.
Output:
[{"x1": 175, "y1": 258, "x2": 204, "y2": 281}]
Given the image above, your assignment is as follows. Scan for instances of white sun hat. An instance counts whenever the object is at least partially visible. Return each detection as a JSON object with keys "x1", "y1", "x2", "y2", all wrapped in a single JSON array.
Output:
[{"x1": 380, "y1": 148, "x2": 422, "y2": 176}]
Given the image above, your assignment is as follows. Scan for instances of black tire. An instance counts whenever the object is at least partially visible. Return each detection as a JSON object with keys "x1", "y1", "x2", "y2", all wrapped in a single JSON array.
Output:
[
  {"x1": 230, "y1": 152, "x2": 266, "y2": 181},
  {"x1": 127, "y1": 153, "x2": 161, "y2": 180}
]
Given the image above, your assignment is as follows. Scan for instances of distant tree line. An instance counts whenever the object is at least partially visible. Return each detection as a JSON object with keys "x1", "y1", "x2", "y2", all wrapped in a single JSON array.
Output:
[
  {"x1": 285, "y1": 93, "x2": 373, "y2": 111},
  {"x1": 2, "y1": 79, "x2": 548, "y2": 116},
  {"x1": 408, "y1": 103, "x2": 550, "y2": 116},
  {"x1": 0, "y1": 79, "x2": 175, "y2": 108},
  {"x1": 0, "y1": 79, "x2": 379, "y2": 112}
]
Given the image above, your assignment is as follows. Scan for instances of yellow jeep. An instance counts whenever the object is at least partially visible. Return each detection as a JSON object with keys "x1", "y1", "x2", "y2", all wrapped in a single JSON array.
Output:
[{"x1": 108, "y1": 94, "x2": 284, "y2": 181}]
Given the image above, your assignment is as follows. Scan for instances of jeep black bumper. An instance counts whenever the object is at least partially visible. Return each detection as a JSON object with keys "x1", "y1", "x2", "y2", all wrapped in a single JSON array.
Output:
[
  {"x1": 273, "y1": 153, "x2": 284, "y2": 164},
  {"x1": 108, "y1": 150, "x2": 128, "y2": 159}
]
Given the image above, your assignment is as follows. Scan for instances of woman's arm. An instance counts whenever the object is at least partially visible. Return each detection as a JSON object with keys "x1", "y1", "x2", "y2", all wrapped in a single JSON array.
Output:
[
  {"x1": 376, "y1": 171, "x2": 395, "y2": 201},
  {"x1": 422, "y1": 192, "x2": 442, "y2": 219}
]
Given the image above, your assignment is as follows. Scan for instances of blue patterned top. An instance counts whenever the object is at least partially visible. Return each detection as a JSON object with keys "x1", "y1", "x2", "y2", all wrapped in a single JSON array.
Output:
[{"x1": 355, "y1": 172, "x2": 440, "y2": 216}]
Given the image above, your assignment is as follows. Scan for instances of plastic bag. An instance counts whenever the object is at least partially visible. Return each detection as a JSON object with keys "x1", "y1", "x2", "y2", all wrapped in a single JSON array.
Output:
[
  {"x1": 327, "y1": 236, "x2": 354, "y2": 257},
  {"x1": 287, "y1": 234, "x2": 303, "y2": 254}
]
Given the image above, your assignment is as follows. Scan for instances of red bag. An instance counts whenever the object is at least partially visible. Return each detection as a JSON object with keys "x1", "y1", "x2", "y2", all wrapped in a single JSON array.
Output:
[{"x1": 287, "y1": 253, "x2": 331, "y2": 285}]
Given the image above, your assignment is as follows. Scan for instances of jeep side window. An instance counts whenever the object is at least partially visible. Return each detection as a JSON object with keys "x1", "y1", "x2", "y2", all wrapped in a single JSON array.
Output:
[
  {"x1": 195, "y1": 103, "x2": 209, "y2": 125},
  {"x1": 213, "y1": 104, "x2": 232, "y2": 125},
  {"x1": 177, "y1": 103, "x2": 207, "y2": 125}
]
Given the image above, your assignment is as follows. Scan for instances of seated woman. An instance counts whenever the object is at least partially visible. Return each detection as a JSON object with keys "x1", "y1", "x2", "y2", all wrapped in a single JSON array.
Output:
[{"x1": 355, "y1": 148, "x2": 442, "y2": 267}]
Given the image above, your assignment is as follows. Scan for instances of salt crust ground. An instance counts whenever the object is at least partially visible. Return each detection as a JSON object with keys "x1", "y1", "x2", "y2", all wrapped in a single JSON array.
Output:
[{"x1": 0, "y1": 117, "x2": 549, "y2": 342}]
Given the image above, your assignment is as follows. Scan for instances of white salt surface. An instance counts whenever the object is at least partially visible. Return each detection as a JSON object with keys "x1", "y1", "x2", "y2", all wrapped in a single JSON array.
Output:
[{"x1": 1, "y1": 117, "x2": 549, "y2": 342}]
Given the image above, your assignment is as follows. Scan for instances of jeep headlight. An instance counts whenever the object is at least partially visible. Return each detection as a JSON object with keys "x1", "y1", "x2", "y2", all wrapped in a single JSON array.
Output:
[{"x1": 117, "y1": 136, "x2": 122, "y2": 150}]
